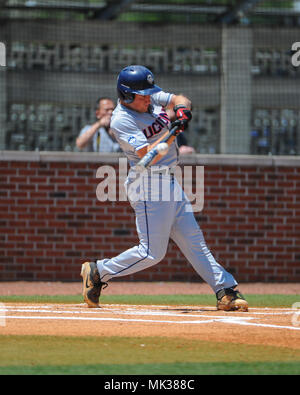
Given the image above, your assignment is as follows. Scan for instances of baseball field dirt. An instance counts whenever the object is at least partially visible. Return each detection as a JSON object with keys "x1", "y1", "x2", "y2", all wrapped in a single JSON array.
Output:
[{"x1": 0, "y1": 282, "x2": 300, "y2": 375}]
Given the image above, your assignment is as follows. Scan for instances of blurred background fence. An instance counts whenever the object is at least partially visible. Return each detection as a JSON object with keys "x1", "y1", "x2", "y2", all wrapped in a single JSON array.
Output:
[{"x1": 0, "y1": 0, "x2": 300, "y2": 155}]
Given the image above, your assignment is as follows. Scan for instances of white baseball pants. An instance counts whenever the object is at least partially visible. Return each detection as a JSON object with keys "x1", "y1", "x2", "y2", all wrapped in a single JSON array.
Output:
[{"x1": 96, "y1": 174, "x2": 237, "y2": 293}]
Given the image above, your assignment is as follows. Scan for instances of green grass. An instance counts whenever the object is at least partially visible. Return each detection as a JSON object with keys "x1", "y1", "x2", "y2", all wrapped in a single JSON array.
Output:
[
  {"x1": 1, "y1": 294, "x2": 299, "y2": 375},
  {"x1": 1, "y1": 361, "x2": 300, "y2": 375},
  {"x1": 0, "y1": 336, "x2": 299, "y2": 375},
  {"x1": 0, "y1": 294, "x2": 298, "y2": 308}
]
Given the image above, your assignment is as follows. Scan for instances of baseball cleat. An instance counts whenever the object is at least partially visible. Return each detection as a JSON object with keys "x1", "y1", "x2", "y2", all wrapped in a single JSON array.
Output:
[
  {"x1": 80, "y1": 261, "x2": 107, "y2": 308},
  {"x1": 216, "y1": 287, "x2": 248, "y2": 312}
]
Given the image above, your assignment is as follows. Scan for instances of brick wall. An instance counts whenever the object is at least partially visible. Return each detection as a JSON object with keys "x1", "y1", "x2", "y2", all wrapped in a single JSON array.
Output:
[{"x1": 0, "y1": 152, "x2": 299, "y2": 282}]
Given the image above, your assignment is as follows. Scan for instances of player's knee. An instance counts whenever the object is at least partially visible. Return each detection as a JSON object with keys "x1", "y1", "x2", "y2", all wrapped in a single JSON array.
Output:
[
  {"x1": 139, "y1": 243, "x2": 167, "y2": 265},
  {"x1": 147, "y1": 248, "x2": 166, "y2": 264}
]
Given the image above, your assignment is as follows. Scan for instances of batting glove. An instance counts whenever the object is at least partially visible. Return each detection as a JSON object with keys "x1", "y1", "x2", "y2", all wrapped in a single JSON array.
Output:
[{"x1": 173, "y1": 105, "x2": 192, "y2": 131}]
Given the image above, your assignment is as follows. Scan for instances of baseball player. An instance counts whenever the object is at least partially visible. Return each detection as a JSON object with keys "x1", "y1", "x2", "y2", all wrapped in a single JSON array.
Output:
[{"x1": 81, "y1": 65, "x2": 248, "y2": 312}]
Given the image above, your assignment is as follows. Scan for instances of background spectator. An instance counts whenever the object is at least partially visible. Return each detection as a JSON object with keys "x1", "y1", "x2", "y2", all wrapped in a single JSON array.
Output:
[{"x1": 76, "y1": 97, "x2": 120, "y2": 153}]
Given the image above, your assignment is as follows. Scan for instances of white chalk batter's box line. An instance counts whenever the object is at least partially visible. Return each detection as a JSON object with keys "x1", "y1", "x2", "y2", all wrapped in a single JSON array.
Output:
[
  {"x1": 1, "y1": 305, "x2": 298, "y2": 318},
  {"x1": 1, "y1": 304, "x2": 299, "y2": 316},
  {"x1": 1, "y1": 304, "x2": 300, "y2": 331}
]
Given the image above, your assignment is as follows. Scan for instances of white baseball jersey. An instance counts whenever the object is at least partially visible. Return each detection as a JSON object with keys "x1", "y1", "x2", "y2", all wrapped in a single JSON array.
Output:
[{"x1": 110, "y1": 91, "x2": 177, "y2": 168}]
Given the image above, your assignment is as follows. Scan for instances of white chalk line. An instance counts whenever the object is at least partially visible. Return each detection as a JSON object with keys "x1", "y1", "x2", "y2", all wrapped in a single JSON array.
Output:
[
  {"x1": 1, "y1": 304, "x2": 300, "y2": 331},
  {"x1": 218, "y1": 319, "x2": 300, "y2": 331},
  {"x1": 0, "y1": 307, "x2": 256, "y2": 321},
  {"x1": 0, "y1": 315, "x2": 300, "y2": 331},
  {"x1": 2, "y1": 304, "x2": 299, "y2": 319},
  {"x1": 2, "y1": 304, "x2": 299, "y2": 320},
  {"x1": 2, "y1": 304, "x2": 298, "y2": 314},
  {"x1": 0, "y1": 315, "x2": 218, "y2": 325},
  {"x1": 1, "y1": 305, "x2": 299, "y2": 321}
]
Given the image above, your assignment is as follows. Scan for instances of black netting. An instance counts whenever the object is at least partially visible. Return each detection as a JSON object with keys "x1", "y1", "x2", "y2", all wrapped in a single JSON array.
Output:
[{"x1": 0, "y1": 0, "x2": 300, "y2": 154}]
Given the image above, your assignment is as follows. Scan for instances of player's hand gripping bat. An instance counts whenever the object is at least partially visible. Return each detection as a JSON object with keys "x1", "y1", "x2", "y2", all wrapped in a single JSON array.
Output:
[{"x1": 135, "y1": 124, "x2": 181, "y2": 172}]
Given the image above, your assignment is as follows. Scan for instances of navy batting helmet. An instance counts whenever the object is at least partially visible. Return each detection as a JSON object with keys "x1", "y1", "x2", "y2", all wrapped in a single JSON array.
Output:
[{"x1": 117, "y1": 65, "x2": 161, "y2": 103}]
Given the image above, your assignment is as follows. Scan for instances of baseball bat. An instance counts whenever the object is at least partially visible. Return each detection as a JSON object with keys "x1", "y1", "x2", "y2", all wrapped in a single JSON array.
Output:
[{"x1": 135, "y1": 124, "x2": 180, "y2": 172}]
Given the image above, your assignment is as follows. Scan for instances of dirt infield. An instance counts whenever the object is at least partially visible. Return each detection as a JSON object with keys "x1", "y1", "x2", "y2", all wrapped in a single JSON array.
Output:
[
  {"x1": 0, "y1": 282, "x2": 300, "y2": 351},
  {"x1": 1, "y1": 303, "x2": 300, "y2": 351}
]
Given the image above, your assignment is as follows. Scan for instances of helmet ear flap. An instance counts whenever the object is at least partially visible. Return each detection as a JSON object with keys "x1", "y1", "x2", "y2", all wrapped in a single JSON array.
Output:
[{"x1": 117, "y1": 89, "x2": 135, "y2": 104}]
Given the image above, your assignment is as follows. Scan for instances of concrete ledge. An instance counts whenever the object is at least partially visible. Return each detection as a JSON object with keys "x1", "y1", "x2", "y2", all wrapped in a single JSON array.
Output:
[
  {"x1": 179, "y1": 154, "x2": 300, "y2": 167},
  {"x1": 0, "y1": 151, "x2": 124, "y2": 164},
  {"x1": 0, "y1": 151, "x2": 300, "y2": 167}
]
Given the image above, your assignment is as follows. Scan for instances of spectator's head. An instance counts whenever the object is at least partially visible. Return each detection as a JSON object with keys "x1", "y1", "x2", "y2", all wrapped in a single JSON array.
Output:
[{"x1": 95, "y1": 97, "x2": 115, "y2": 120}]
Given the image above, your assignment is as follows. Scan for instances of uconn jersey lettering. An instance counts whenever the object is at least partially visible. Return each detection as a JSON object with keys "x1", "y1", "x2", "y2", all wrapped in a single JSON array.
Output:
[
  {"x1": 110, "y1": 90, "x2": 178, "y2": 168},
  {"x1": 143, "y1": 110, "x2": 170, "y2": 139}
]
